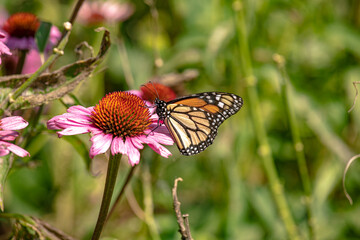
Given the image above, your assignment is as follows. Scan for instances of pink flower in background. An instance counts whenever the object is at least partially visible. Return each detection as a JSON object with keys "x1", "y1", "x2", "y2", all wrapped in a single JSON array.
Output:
[
  {"x1": 47, "y1": 92, "x2": 173, "y2": 166},
  {"x1": 2, "y1": 12, "x2": 40, "y2": 50},
  {"x1": 1, "y1": 12, "x2": 61, "y2": 74},
  {"x1": 20, "y1": 48, "x2": 42, "y2": 74},
  {"x1": 140, "y1": 82, "x2": 177, "y2": 103},
  {"x1": 78, "y1": 1, "x2": 134, "y2": 25},
  {"x1": 20, "y1": 25, "x2": 60, "y2": 74},
  {"x1": 0, "y1": 31, "x2": 11, "y2": 64},
  {"x1": 48, "y1": 25, "x2": 61, "y2": 47},
  {"x1": 0, "y1": 116, "x2": 30, "y2": 157}
]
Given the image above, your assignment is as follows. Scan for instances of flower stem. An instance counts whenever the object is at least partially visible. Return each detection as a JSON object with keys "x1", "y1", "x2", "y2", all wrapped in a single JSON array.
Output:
[
  {"x1": 116, "y1": 38, "x2": 135, "y2": 89},
  {"x1": 232, "y1": 1, "x2": 300, "y2": 239},
  {"x1": 21, "y1": 105, "x2": 44, "y2": 151},
  {"x1": 106, "y1": 164, "x2": 137, "y2": 221},
  {"x1": 15, "y1": 50, "x2": 28, "y2": 74},
  {"x1": 59, "y1": 0, "x2": 85, "y2": 41},
  {"x1": 142, "y1": 163, "x2": 160, "y2": 240},
  {"x1": 274, "y1": 54, "x2": 315, "y2": 239},
  {"x1": 91, "y1": 154, "x2": 121, "y2": 240}
]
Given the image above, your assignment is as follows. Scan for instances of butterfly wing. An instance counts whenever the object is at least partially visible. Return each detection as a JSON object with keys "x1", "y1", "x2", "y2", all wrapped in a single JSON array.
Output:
[{"x1": 164, "y1": 92, "x2": 243, "y2": 155}]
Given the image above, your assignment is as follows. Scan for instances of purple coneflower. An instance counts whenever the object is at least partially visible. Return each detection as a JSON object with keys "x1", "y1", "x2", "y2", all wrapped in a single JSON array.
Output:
[
  {"x1": 2, "y1": 12, "x2": 40, "y2": 50},
  {"x1": 78, "y1": 1, "x2": 134, "y2": 25},
  {"x1": 47, "y1": 91, "x2": 173, "y2": 166},
  {"x1": 1, "y1": 12, "x2": 61, "y2": 74},
  {"x1": 0, "y1": 116, "x2": 30, "y2": 157}
]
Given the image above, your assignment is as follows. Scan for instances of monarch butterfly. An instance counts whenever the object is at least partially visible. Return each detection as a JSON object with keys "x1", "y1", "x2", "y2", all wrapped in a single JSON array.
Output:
[{"x1": 154, "y1": 92, "x2": 243, "y2": 156}]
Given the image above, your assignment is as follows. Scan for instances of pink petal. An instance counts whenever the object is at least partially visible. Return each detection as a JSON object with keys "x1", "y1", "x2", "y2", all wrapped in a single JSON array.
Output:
[
  {"x1": 67, "y1": 105, "x2": 94, "y2": 115},
  {"x1": 21, "y1": 49, "x2": 41, "y2": 74},
  {"x1": 150, "y1": 114, "x2": 159, "y2": 121},
  {"x1": 127, "y1": 90, "x2": 142, "y2": 97},
  {"x1": 47, "y1": 113, "x2": 93, "y2": 130},
  {"x1": 125, "y1": 137, "x2": 140, "y2": 166},
  {"x1": 1, "y1": 116, "x2": 28, "y2": 130},
  {"x1": 0, "y1": 146, "x2": 10, "y2": 156},
  {"x1": 0, "y1": 41, "x2": 11, "y2": 56},
  {"x1": 130, "y1": 136, "x2": 144, "y2": 149},
  {"x1": 111, "y1": 136, "x2": 126, "y2": 155},
  {"x1": 6, "y1": 36, "x2": 35, "y2": 50},
  {"x1": 0, "y1": 130, "x2": 19, "y2": 141},
  {"x1": 138, "y1": 133, "x2": 172, "y2": 157},
  {"x1": 89, "y1": 132, "x2": 112, "y2": 158},
  {"x1": 144, "y1": 128, "x2": 174, "y2": 145},
  {"x1": 147, "y1": 141, "x2": 172, "y2": 158},
  {"x1": 0, "y1": 141, "x2": 30, "y2": 157},
  {"x1": 49, "y1": 26, "x2": 61, "y2": 46},
  {"x1": 57, "y1": 127, "x2": 91, "y2": 137},
  {"x1": 7, "y1": 143, "x2": 30, "y2": 157}
]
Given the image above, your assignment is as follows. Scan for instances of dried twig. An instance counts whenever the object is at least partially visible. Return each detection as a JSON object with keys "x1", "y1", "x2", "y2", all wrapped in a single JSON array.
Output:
[
  {"x1": 343, "y1": 153, "x2": 360, "y2": 205},
  {"x1": 172, "y1": 177, "x2": 193, "y2": 240},
  {"x1": 348, "y1": 81, "x2": 360, "y2": 113}
]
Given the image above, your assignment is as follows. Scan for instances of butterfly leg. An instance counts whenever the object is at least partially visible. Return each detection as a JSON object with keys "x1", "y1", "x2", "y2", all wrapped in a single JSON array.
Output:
[{"x1": 146, "y1": 118, "x2": 163, "y2": 137}]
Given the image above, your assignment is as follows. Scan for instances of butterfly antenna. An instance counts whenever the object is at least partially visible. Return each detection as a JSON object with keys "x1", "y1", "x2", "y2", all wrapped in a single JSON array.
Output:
[
  {"x1": 141, "y1": 81, "x2": 159, "y2": 100},
  {"x1": 149, "y1": 81, "x2": 160, "y2": 99}
]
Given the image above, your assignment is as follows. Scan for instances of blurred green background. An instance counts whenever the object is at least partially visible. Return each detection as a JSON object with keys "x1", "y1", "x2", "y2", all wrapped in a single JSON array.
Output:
[{"x1": 2, "y1": 0, "x2": 360, "y2": 239}]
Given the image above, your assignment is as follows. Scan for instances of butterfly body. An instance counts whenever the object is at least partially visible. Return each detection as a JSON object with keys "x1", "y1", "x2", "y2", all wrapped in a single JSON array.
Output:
[{"x1": 155, "y1": 92, "x2": 243, "y2": 156}]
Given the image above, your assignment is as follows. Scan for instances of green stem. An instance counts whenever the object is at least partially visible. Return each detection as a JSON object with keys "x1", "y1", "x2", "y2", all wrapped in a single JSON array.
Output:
[
  {"x1": 117, "y1": 38, "x2": 135, "y2": 89},
  {"x1": 59, "y1": 0, "x2": 85, "y2": 41},
  {"x1": 274, "y1": 54, "x2": 315, "y2": 239},
  {"x1": 232, "y1": 1, "x2": 300, "y2": 239},
  {"x1": 15, "y1": 50, "x2": 28, "y2": 74},
  {"x1": 142, "y1": 163, "x2": 161, "y2": 240},
  {"x1": 21, "y1": 105, "x2": 44, "y2": 151},
  {"x1": 91, "y1": 154, "x2": 121, "y2": 240},
  {"x1": 106, "y1": 165, "x2": 137, "y2": 221},
  {"x1": 144, "y1": 0, "x2": 163, "y2": 72}
]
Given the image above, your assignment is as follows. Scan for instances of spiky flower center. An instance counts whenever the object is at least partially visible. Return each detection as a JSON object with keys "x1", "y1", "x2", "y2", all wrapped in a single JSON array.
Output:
[
  {"x1": 91, "y1": 92, "x2": 152, "y2": 138},
  {"x1": 3, "y1": 13, "x2": 40, "y2": 38}
]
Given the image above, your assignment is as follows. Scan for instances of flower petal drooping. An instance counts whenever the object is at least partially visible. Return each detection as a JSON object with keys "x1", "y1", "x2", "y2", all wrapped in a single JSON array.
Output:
[
  {"x1": 0, "y1": 116, "x2": 30, "y2": 157},
  {"x1": 47, "y1": 91, "x2": 174, "y2": 165},
  {"x1": 0, "y1": 31, "x2": 11, "y2": 64}
]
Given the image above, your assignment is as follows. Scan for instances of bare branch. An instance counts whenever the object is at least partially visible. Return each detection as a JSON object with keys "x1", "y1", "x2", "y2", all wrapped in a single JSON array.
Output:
[
  {"x1": 343, "y1": 153, "x2": 360, "y2": 205},
  {"x1": 348, "y1": 81, "x2": 360, "y2": 113},
  {"x1": 172, "y1": 177, "x2": 193, "y2": 240}
]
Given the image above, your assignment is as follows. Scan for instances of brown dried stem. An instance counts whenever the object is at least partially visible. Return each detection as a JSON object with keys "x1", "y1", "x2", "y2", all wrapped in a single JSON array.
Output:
[
  {"x1": 348, "y1": 81, "x2": 360, "y2": 112},
  {"x1": 172, "y1": 177, "x2": 193, "y2": 240}
]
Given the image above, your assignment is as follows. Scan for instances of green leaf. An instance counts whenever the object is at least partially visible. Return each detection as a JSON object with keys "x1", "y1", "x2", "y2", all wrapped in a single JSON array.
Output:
[{"x1": 35, "y1": 21, "x2": 52, "y2": 53}]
